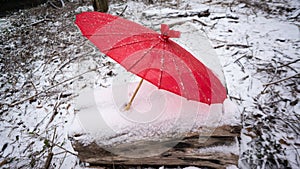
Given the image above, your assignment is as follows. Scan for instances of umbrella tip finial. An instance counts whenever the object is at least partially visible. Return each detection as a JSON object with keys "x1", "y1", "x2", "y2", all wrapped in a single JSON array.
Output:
[{"x1": 160, "y1": 24, "x2": 181, "y2": 40}]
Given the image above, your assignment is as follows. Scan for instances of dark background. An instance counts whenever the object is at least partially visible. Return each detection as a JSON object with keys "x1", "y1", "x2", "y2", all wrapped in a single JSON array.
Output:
[{"x1": 0, "y1": 0, "x2": 47, "y2": 17}]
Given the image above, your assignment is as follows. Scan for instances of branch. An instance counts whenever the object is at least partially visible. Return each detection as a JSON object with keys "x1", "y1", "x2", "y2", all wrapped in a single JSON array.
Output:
[
  {"x1": 192, "y1": 19, "x2": 208, "y2": 26},
  {"x1": 48, "y1": 0, "x2": 65, "y2": 9},
  {"x1": 263, "y1": 73, "x2": 300, "y2": 86},
  {"x1": 278, "y1": 59, "x2": 300, "y2": 68},
  {"x1": 118, "y1": 5, "x2": 128, "y2": 16},
  {"x1": 211, "y1": 14, "x2": 239, "y2": 20},
  {"x1": 214, "y1": 44, "x2": 251, "y2": 49},
  {"x1": 7, "y1": 68, "x2": 97, "y2": 107},
  {"x1": 30, "y1": 131, "x2": 78, "y2": 156},
  {"x1": 44, "y1": 128, "x2": 56, "y2": 169}
]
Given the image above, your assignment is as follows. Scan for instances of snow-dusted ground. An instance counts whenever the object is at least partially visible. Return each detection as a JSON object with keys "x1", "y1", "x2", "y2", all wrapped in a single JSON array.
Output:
[{"x1": 0, "y1": 0, "x2": 299, "y2": 168}]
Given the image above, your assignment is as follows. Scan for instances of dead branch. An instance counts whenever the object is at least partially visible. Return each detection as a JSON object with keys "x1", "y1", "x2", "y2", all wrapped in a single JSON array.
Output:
[
  {"x1": 214, "y1": 44, "x2": 251, "y2": 49},
  {"x1": 30, "y1": 131, "x2": 78, "y2": 156},
  {"x1": 7, "y1": 68, "x2": 97, "y2": 107},
  {"x1": 229, "y1": 95, "x2": 244, "y2": 101},
  {"x1": 213, "y1": 44, "x2": 225, "y2": 49},
  {"x1": 57, "y1": 152, "x2": 68, "y2": 169},
  {"x1": 44, "y1": 152, "x2": 53, "y2": 169},
  {"x1": 46, "y1": 101, "x2": 61, "y2": 128},
  {"x1": 234, "y1": 54, "x2": 253, "y2": 63},
  {"x1": 31, "y1": 18, "x2": 52, "y2": 26},
  {"x1": 263, "y1": 73, "x2": 300, "y2": 86},
  {"x1": 174, "y1": 9, "x2": 210, "y2": 18},
  {"x1": 30, "y1": 81, "x2": 39, "y2": 94},
  {"x1": 234, "y1": 60, "x2": 245, "y2": 72},
  {"x1": 48, "y1": 0, "x2": 65, "y2": 9},
  {"x1": 0, "y1": 159, "x2": 9, "y2": 167},
  {"x1": 44, "y1": 128, "x2": 57, "y2": 169},
  {"x1": 51, "y1": 55, "x2": 81, "y2": 80},
  {"x1": 278, "y1": 59, "x2": 300, "y2": 68},
  {"x1": 227, "y1": 44, "x2": 251, "y2": 48},
  {"x1": 118, "y1": 5, "x2": 128, "y2": 16},
  {"x1": 192, "y1": 19, "x2": 208, "y2": 26},
  {"x1": 211, "y1": 14, "x2": 239, "y2": 20}
]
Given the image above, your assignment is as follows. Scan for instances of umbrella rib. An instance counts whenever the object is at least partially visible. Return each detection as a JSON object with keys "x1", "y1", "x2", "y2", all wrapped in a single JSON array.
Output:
[
  {"x1": 127, "y1": 40, "x2": 162, "y2": 71},
  {"x1": 102, "y1": 37, "x2": 158, "y2": 53},
  {"x1": 168, "y1": 43, "x2": 187, "y2": 98},
  {"x1": 158, "y1": 42, "x2": 166, "y2": 87},
  {"x1": 84, "y1": 33, "x2": 140, "y2": 36},
  {"x1": 182, "y1": 52, "x2": 208, "y2": 102},
  {"x1": 184, "y1": 52, "x2": 211, "y2": 103}
]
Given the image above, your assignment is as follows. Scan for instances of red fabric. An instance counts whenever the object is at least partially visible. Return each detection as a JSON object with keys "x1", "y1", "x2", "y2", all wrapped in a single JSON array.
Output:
[
  {"x1": 75, "y1": 12, "x2": 227, "y2": 104},
  {"x1": 160, "y1": 24, "x2": 180, "y2": 38}
]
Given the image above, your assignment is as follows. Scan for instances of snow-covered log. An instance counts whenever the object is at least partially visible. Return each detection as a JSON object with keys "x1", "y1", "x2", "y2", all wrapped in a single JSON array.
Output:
[
  {"x1": 71, "y1": 124, "x2": 241, "y2": 168},
  {"x1": 70, "y1": 80, "x2": 241, "y2": 168}
]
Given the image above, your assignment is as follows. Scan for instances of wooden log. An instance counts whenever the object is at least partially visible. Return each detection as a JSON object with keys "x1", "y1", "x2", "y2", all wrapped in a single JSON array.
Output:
[{"x1": 71, "y1": 125, "x2": 241, "y2": 168}]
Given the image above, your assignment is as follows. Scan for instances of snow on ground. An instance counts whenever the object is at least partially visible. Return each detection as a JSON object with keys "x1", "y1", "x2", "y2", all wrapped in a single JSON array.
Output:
[{"x1": 0, "y1": 0, "x2": 299, "y2": 168}]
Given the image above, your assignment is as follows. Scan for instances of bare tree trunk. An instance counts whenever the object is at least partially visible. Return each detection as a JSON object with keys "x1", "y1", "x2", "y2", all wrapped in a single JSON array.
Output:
[{"x1": 92, "y1": 0, "x2": 109, "y2": 12}]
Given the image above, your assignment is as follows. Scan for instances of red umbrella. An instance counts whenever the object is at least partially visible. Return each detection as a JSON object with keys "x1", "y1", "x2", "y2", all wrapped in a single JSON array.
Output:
[{"x1": 75, "y1": 12, "x2": 227, "y2": 109}]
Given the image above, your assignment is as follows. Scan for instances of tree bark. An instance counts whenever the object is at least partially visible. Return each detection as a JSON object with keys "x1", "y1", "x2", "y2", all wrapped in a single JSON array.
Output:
[
  {"x1": 71, "y1": 125, "x2": 241, "y2": 168},
  {"x1": 92, "y1": 0, "x2": 109, "y2": 12}
]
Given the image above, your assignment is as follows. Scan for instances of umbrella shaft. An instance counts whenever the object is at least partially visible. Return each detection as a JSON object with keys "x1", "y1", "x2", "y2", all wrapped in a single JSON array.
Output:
[{"x1": 124, "y1": 78, "x2": 144, "y2": 111}]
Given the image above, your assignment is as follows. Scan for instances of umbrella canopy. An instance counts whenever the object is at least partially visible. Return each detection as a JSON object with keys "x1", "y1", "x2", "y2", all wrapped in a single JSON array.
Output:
[{"x1": 75, "y1": 12, "x2": 226, "y2": 104}]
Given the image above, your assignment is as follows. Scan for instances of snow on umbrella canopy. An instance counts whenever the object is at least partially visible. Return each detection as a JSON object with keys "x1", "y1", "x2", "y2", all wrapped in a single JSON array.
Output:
[{"x1": 75, "y1": 12, "x2": 227, "y2": 105}]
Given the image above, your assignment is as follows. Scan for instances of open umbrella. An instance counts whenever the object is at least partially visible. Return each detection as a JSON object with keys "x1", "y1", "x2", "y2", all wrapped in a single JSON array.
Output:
[{"x1": 75, "y1": 12, "x2": 227, "y2": 110}]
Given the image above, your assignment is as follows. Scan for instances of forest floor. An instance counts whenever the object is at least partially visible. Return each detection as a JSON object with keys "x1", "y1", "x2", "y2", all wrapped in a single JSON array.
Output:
[{"x1": 0, "y1": 0, "x2": 299, "y2": 168}]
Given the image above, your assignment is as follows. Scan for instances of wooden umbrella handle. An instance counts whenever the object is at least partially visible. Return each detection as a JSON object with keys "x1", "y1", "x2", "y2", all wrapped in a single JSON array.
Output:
[{"x1": 124, "y1": 78, "x2": 144, "y2": 111}]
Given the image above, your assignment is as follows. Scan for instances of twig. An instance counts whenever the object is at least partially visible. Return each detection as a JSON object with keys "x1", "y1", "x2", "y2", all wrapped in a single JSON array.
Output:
[
  {"x1": 51, "y1": 55, "x2": 81, "y2": 80},
  {"x1": 118, "y1": 5, "x2": 128, "y2": 16},
  {"x1": 46, "y1": 100, "x2": 61, "y2": 128},
  {"x1": 234, "y1": 54, "x2": 252, "y2": 63},
  {"x1": 51, "y1": 128, "x2": 56, "y2": 151},
  {"x1": 48, "y1": 0, "x2": 65, "y2": 9},
  {"x1": 30, "y1": 18, "x2": 52, "y2": 26},
  {"x1": 8, "y1": 68, "x2": 97, "y2": 107},
  {"x1": 214, "y1": 44, "x2": 251, "y2": 49},
  {"x1": 0, "y1": 159, "x2": 9, "y2": 167},
  {"x1": 192, "y1": 19, "x2": 208, "y2": 26},
  {"x1": 33, "y1": 111, "x2": 54, "y2": 132},
  {"x1": 211, "y1": 14, "x2": 239, "y2": 20},
  {"x1": 261, "y1": 60, "x2": 278, "y2": 93},
  {"x1": 278, "y1": 59, "x2": 300, "y2": 68},
  {"x1": 263, "y1": 73, "x2": 300, "y2": 86},
  {"x1": 233, "y1": 58, "x2": 245, "y2": 72},
  {"x1": 30, "y1": 81, "x2": 39, "y2": 94},
  {"x1": 229, "y1": 95, "x2": 244, "y2": 101},
  {"x1": 44, "y1": 152, "x2": 53, "y2": 169},
  {"x1": 30, "y1": 131, "x2": 78, "y2": 156},
  {"x1": 227, "y1": 44, "x2": 251, "y2": 48},
  {"x1": 273, "y1": 49, "x2": 293, "y2": 60},
  {"x1": 57, "y1": 152, "x2": 67, "y2": 169},
  {"x1": 213, "y1": 44, "x2": 225, "y2": 49},
  {"x1": 44, "y1": 128, "x2": 56, "y2": 169}
]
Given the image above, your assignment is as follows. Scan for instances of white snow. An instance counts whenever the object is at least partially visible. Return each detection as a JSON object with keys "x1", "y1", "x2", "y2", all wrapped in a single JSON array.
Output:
[
  {"x1": 70, "y1": 64, "x2": 240, "y2": 146},
  {"x1": 197, "y1": 139, "x2": 239, "y2": 155},
  {"x1": 1, "y1": 0, "x2": 299, "y2": 168}
]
